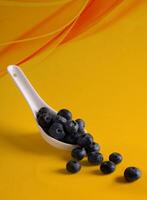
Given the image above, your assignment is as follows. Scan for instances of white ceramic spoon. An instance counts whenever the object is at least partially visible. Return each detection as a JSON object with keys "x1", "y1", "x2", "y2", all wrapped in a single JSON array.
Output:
[{"x1": 7, "y1": 65, "x2": 76, "y2": 151}]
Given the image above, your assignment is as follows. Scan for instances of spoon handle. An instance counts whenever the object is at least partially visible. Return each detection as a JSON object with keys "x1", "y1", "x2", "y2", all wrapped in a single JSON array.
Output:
[{"x1": 7, "y1": 65, "x2": 49, "y2": 114}]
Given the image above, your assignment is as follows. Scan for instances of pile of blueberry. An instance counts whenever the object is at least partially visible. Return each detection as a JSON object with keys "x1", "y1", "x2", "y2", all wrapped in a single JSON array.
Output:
[{"x1": 37, "y1": 107, "x2": 141, "y2": 182}]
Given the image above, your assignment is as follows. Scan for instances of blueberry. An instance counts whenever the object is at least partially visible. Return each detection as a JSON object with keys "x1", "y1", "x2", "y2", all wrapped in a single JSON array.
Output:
[
  {"x1": 75, "y1": 119, "x2": 85, "y2": 128},
  {"x1": 65, "y1": 120, "x2": 79, "y2": 134},
  {"x1": 124, "y1": 167, "x2": 141, "y2": 182},
  {"x1": 72, "y1": 147, "x2": 86, "y2": 161},
  {"x1": 77, "y1": 133, "x2": 93, "y2": 147},
  {"x1": 66, "y1": 160, "x2": 81, "y2": 173},
  {"x1": 86, "y1": 142, "x2": 100, "y2": 154},
  {"x1": 64, "y1": 134, "x2": 77, "y2": 144},
  {"x1": 78, "y1": 129, "x2": 86, "y2": 134},
  {"x1": 37, "y1": 107, "x2": 50, "y2": 117},
  {"x1": 109, "y1": 152, "x2": 122, "y2": 164},
  {"x1": 64, "y1": 130, "x2": 81, "y2": 144},
  {"x1": 55, "y1": 115, "x2": 67, "y2": 125},
  {"x1": 88, "y1": 152, "x2": 103, "y2": 165},
  {"x1": 57, "y1": 109, "x2": 72, "y2": 120},
  {"x1": 75, "y1": 119, "x2": 85, "y2": 132},
  {"x1": 49, "y1": 122, "x2": 65, "y2": 140},
  {"x1": 100, "y1": 161, "x2": 116, "y2": 174},
  {"x1": 37, "y1": 112, "x2": 52, "y2": 130}
]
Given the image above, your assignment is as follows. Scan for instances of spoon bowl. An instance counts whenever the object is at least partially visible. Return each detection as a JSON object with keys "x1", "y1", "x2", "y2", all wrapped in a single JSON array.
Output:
[{"x1": 7, "y1": 65, "x2": 76, "y2": 151}]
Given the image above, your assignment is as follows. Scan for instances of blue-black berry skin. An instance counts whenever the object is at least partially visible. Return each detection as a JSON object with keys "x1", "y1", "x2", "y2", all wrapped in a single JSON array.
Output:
[
  {"x1": 66, "y1": 160, "x2": 81, "y2": 173},
  {"x1": 109, "y1": 152, "x2": 122, "y2": 164},
  {"x1": 55, "y1": 115, "x2": 67, "y2": 125},
  {"x1": 64, "y1": 131, "x2": 82, "y2": 144},
  {"x1": 57, "y1": 109, "x2": 72, "y2": 120},
  {"x1": 100, "y1": 161, "x2": 116, "y2": 174},
  {"x1": 88, "y1": 152, "x2": 103, "y2": 165},
  {"x1": 65, "y1": 120, "x2": 79, "y2": 134},
  {"x1": 77, "y1": 133, "x2": 93, "y2": 147},
  {"x1": 72, "y1": 147, "x2": 86, "y2": 161},
  {"x1": 49, "y1": 122, "x2": 65, "y2": 140},
  {"x1": 64, "y1": 134, "x2": 77, "y2": 144},
  {"x1": 37, "y1": 111, "x2": 52, "y2": 130},
  {"x1": 86, "y1": 142, "x2": 100, "y2": 154},
  {"x1": 75, "y1": 119, "x2": 85, "y2": 133},
  {"x1": 124, "y1": 167, "x2": 141, "y2": 182},
  {"x1": 37, "y1": 107, "x2": 50, "y2": 116}
]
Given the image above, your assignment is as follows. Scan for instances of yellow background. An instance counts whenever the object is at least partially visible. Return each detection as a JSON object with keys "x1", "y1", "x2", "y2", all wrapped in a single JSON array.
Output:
[{"x1": 0, "y1": 1, "x2": 147, "y2": 200}]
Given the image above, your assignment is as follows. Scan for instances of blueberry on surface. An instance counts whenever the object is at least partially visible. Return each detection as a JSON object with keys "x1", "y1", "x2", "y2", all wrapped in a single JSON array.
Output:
[
  {"x1": 77, "y1": 133, "x2": 93, "y2": 147},
  {"x1": 65, "y1": 120, "x2": 79, "y2": 134},
  {"x1": 88, "y1": 152, "x2": 103, "y2": 165},
  {"x1": 75, "y1": 119, "x2": 85, "y2": 132},
  {"x1": 86, "y1": 142, "x2": 100, "y2": 153},
  {"x1": 109, "y1": 152, "x2": 122, "y2": 164},
  {"x1": 57, "y1": 109, "x2": 72, "y2": 120},
  {"x1": 100, "y1": 161, "x2": 116, "y2": 174},
  {"x1": 49, "y1": 122, "x2": 65, "y2": 140},
  {"x1": 124, "y1": 167, "x2": 141, "y2": 182},
  {"x1": 66, "y1": 160, "x2": 81, "y2": 173},
  {"x1": 71, "y1": 147, "x2": 86, "y2": 161}
]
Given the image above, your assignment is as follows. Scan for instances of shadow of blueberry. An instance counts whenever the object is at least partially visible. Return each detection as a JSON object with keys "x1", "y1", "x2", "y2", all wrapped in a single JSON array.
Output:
[
  {"x1": 56, "y1": 169, "x2": 69, "y2": 175},
  {"x1": 81, "y1": 160, "x2": 92, "y2": 167},
  {"x1": 115, "y1": 176, "x2": 127, "y2": 184},
  {"x1": 55, "y1": 168, "x2": 77, "y2": 175},
  {"x1": 91, "y1": 169, "x2": 105, "y2": 176}
]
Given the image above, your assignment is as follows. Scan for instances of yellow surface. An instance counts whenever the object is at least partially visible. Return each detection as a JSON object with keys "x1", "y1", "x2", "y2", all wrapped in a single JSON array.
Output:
[{"x1": 0, "y1": 2, "x2": 147, "y2": 200}]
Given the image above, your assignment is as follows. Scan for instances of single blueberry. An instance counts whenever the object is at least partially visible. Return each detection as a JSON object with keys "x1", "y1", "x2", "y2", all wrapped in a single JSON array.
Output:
[
  {"x1": 124, "y1": 167, "x2": 141, "y2": 182},
  {"x1": 71, "y1": 147, "x2": 86, "y2": 161},
  {"x1": 77, "y1": 133, "x2": 93, "y2": 147},
  {"x1": 75, "y1": 119, "x2": 85, "y2": 128},
  {"x1": 65, "y1": 120, "x2": 79, "y2": 134},
  {"x1": 86, "y1": 142, "x2": 100, "y2": 154},
  {"x1": 88, "y1": 152, "x2": 103, "y2": 165},
  {"x1": 75, "y1": 119, "x2": 85, "y2": 133},
  {"x1": 109, "y1": 152, "x2": 122, "y2": 164},
  {"x1": 49, "y1": 122, "x2": 65, "y2": 140},
  {"x1": 37, "y1": 107, "x2": 50, "y2": 117},
  {"x1": 55, "y1": 115, "x2": 67, "y2": 125},
  {"x1": 57, "y1": 109, "x2": 72, "y2": 120},
  {"x1": 100, "y1": 161, "x2": 116, "y2": 174},
  {"x1": 37, "y1": 112, "x2": 52, "y2": 130},
  {"x1": 66, "y1": 160, "x2": 81, "y2": 173}
]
